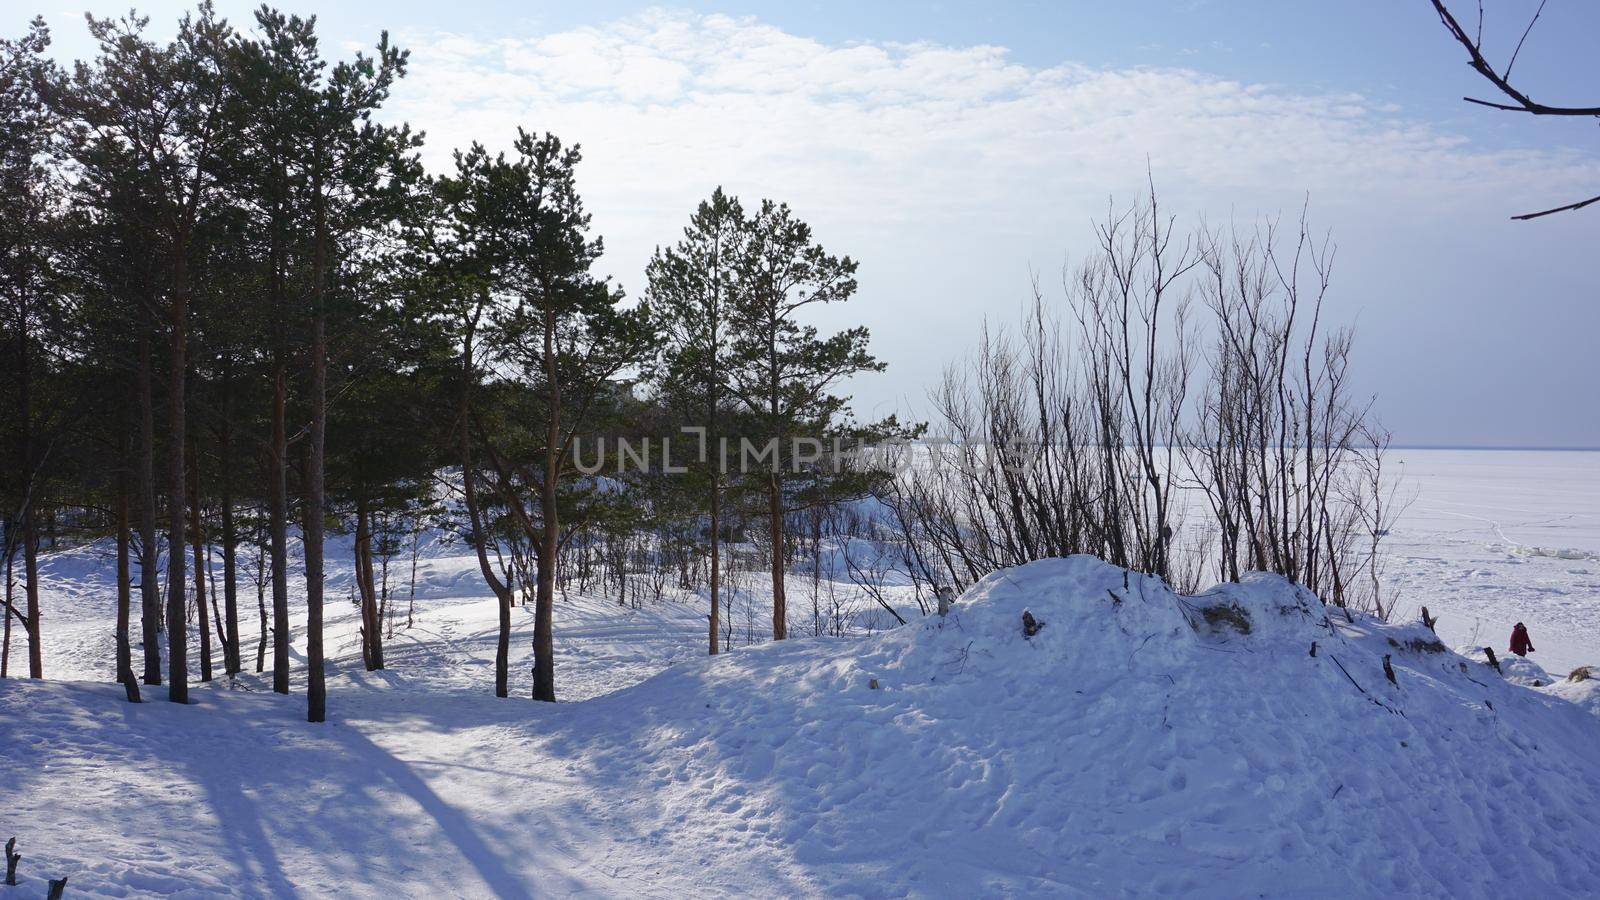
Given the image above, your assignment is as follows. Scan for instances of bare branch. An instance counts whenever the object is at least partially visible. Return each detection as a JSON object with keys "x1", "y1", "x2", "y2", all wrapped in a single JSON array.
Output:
[
  {"x1": 1511, "y1": 192, "x2": 1600, "y2": 221},
  {"x1": 1504, "y1": 0, "x2": 1547, "y2": 80},
  {"x1": 1429, "y1": 0, "x2": 1600, "y2": 218},
  {"x1": 1431, "y1": 0, "x2": 1600, "y2": 115}
]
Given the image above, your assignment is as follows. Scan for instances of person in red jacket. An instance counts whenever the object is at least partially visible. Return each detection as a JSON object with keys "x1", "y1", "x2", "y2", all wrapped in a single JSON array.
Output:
[{"x1": 1509, "y1": 622, "x2": 1535, "y2": 657}]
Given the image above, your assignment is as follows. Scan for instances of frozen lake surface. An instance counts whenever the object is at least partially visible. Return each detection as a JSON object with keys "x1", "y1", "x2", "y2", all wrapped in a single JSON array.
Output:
[{"x1": 1384, "y1": 448, "x2": 1600, "y2": 675}]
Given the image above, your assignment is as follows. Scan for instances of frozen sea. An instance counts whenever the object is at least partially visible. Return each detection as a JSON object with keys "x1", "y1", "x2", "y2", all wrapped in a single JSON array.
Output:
[{"x1": 1384, "y1": 448, "x2": 1600, "y2": 675}]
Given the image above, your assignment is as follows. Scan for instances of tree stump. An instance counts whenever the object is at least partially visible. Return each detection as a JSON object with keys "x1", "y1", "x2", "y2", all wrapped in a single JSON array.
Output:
[
  {"x1": 1383, "y1": 654, "x2": 1397, "y2": 686},
  {"x1": 5, "y1": 836, "x2": 19, "y2": 885},
  {"x1": 47, "y1": 875, "x2": 67, "y2": 899},
  {"x1": 1484, "y1": 646, "x2": 1503, "y2": 674},
  {"x1": 1022, "y1": 609, "x2": 1043, "y2": 638},
  {"x1": 1420, "y1": 607, "x2": 1437, "y2": 633}
]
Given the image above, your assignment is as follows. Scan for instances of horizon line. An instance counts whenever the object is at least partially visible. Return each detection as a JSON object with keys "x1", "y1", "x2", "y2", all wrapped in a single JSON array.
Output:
[{"x1": 1390, "y1": 443, "x2": 1600, "y2": 453}]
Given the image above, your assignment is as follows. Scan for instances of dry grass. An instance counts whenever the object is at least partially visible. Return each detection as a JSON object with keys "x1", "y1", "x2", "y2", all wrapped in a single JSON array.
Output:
[{"x1": 1199, "y1": 603, "x2": 1252, "y2": 635}]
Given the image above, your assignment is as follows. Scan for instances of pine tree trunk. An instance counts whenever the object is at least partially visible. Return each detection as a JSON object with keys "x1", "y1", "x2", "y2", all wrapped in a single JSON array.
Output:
[
  {"x1": 380, "y1": 538, "x2": 392, "y2": 640},
  {"x1": 269, "y1": 360, "x2": 289, "y2": 693},
  {"x1": 459, "y1": 322, "x2": 515, "y2": 698},
  {"x1": 207, "y1": 542, "x2": 226, "y2": 669},
  {"x1": 255, "y1": 512, "x2": 268, "y2": 673},
  {"x1": 374, "y1": 525, "x2": 387, "y2": 659},
  {"x1": 467, "y1": 461, "x2": 512, "y2": 698},
  {"x1": 768, "y1": 476, "x2": 787, "y2": 641},
  {"x1": 306, "y1": 170, "x2": 328, "y2": 724},
  {"x1": 355, "y1": 497, "x2": 383, "y2": 671},
  {"x1": 407, "y1": 527, "x2": 418, "y2": 630},
  {"x1": 495, "y1": 563, "x2": 511, "y2": 696},
  {"x1": 707, "y1": 368, "x2": 721, "y2": 655},
  {"x1": 2, "y1": 539, "x2": 11, "y2": 678},
  {"x1": 220, "y1": 494, "x2": 238, "y2": 675},
  {"x1": 355, "y1": 498, "x2": 370, "y2": 667},
  {"x1": 533, "y1": 308, "x2": 559, "y2": 703},
  {"x1": 166, "y1": 243, "x2": 190, "y2": 704},
  {"x1": 17, "y1": 298, "x2": 42, "y2": 679},
  {"x1": 21, "y1": 496, "x2": 40, "y2": 679},
  {"x1": 137, "y1": 325, "x2": 162, "y2": 685},
  {"x1": 766, "y1": 335, "x2": 787, "y2": 643},
  {"x1": 189, "y1": 438, "x2": 212, "y2": 682},
  {"x1": 220, "y1": 372, "x2": 240, "y2": 676},
  {"x1": 269, "y1": 180, "x2": 290, "y2": 693},
  {"x1": 709, "y1": 475, "x2": 720, "y2": 656},
  {"x1": 115, "y1": 432, "x2": 141, "y2": 702}
]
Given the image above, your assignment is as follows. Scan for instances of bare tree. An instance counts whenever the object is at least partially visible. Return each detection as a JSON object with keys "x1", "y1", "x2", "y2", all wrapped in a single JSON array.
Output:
[
  {"x1": 1429, "y1": 0, "x2": 1600, "y2": 219},
  {"x1": 885, "y1": 192, "x2": 1399, "y2": 613}
]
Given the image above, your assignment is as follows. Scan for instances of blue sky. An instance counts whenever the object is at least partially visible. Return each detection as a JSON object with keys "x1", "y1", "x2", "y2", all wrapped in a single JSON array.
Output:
[{"x1": 30, "y1": 1, "x2": 1600, "y2": 446}]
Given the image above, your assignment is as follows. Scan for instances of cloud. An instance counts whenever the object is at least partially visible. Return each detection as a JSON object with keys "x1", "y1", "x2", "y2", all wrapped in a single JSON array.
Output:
[
  {"x1": 389, "y1": 10, "x2": 1594, "y2": 216},
  {"x1": 379, "y1": 9, "x2": 1600, "y2": 443}
]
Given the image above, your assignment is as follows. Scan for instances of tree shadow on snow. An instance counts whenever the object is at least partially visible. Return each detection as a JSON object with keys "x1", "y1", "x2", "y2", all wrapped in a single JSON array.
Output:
[{"x1": 2, "y1": 682, "x2": 544, "y2": 896}]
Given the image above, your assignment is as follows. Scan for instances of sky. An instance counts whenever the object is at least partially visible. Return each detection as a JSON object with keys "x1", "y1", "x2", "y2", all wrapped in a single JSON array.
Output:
[{"x1": 26, "y1": 1, "x2": 1600, "y2": 447}]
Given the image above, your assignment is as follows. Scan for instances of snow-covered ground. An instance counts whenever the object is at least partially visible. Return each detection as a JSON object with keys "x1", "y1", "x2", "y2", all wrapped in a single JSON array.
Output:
[{"x1": 1, "y1": 449, "x2": 1597, "y2": 898}]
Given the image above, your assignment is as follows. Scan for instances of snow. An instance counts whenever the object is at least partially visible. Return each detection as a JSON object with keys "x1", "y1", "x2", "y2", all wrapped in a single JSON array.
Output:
[
  {"x1": 1384, "y1": 449, "x2": 1600, "y2": 676},
  {"x1": 2, "y1": 450, "x2": 1598, "y2": 898},
  {"x1": 1543, "y1": 670, "x2": 1600, "y2": 718}
]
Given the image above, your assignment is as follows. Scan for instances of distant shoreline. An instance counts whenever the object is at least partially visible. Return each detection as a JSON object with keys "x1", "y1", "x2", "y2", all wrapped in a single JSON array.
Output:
[{"x1": 1391, "y1": 445, "x2": 1600, "y2": 453}]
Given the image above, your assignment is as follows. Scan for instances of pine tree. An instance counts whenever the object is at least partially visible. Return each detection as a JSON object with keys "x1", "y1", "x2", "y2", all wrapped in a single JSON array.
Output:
[
  {"x1": 225, "y1": 8, "x2": 321, "y2": 694},
  {"x1": 725, "y1": 200, "x2": 881, "y2": 640},
  {"x1": 647, "y1": 188, "x2": 747, "y2": 655},
  {"x1": 298, "y1": 23, "x2": 418, "y2": 721},
  {"x1": 326, "y1": 269, "x2": 453, "y2": 673},
  {"x1": 56, "y1": 136, "x2": 166, "y2": 701},
  {"x1": 57, "y1": 5, "x2": 235, "y2": 702},
  {"x1": 417, "y1": 162, "x2": 522, "y2": 697},
  {"x1": 0, "y1": 18, "x2": 66, "y2": 680},
  {"x1": 448, "y1": 132, "x2": 655, "y2": 701}
]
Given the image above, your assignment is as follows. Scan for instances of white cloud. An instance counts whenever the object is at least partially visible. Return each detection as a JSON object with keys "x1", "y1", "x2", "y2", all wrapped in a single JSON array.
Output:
[
  {"x1": 390, "y1": 11, "x2": 1594, "y2": 208},
  {"x1": 380, "y1": 10, "x2": 1600, "y2": 442}
]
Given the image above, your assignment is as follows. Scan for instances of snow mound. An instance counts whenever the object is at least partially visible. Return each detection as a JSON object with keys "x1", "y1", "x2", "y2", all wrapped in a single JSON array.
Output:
[
  {"x1": 1457, "y1": 645, "x2": 1555, "y2": 687},
  {"x1": 1542, "y1": 666, "x2": 1600, "y2": 718},
  {"x1": 564, "y1": 556, "x2": 1600, "y2": 897}
]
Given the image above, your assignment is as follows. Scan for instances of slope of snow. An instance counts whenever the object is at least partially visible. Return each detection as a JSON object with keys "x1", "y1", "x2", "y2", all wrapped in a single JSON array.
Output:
[{"x1": 4, "y1": 556, "x2": 1600, "y2": 898}]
